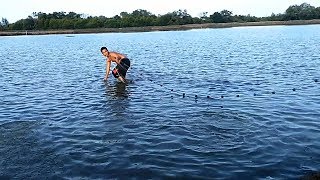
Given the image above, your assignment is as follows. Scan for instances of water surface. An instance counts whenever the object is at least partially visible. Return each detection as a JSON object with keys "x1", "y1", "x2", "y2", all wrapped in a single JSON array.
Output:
[{"x1": 0, "y1": 25, "x2": 320, "y2": 179}]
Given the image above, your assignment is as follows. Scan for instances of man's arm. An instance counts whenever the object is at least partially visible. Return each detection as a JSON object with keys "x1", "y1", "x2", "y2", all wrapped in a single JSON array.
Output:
[{"x1": 104, "y1": 59, "x2": 111, "y2": 80}]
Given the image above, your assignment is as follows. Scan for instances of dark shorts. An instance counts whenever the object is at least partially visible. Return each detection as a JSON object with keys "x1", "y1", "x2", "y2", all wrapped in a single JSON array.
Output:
[{"x1": 112, "y1": 58, "x2": 130, "y2": 78}]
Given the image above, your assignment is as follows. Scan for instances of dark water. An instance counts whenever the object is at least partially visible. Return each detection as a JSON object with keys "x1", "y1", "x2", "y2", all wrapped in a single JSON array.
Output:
[{"x1": 0, "y1": 25, "x2": 319, "y2": 179}]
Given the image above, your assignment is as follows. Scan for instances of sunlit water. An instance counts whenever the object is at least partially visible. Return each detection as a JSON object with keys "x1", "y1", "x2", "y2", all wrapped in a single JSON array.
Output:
[{"x1": 0, "y1": 25, "x2": 319, "y2": 179}]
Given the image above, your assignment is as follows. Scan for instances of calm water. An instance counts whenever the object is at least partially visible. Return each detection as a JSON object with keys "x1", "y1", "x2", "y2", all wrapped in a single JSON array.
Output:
[{"x1": 0, "y1": 25, "x2": 320, "y2": 179}]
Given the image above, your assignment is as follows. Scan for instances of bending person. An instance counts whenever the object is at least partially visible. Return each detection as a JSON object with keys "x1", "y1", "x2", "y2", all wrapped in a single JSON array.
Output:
[{"x1": 101, "y1": 47, "x2": 130, "y2": 83}]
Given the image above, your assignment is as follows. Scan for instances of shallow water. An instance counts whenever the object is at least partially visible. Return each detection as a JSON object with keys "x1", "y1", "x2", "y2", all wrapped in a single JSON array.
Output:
[{"x1": 0, "y1": 25, "x2": 320, "y2": 179}]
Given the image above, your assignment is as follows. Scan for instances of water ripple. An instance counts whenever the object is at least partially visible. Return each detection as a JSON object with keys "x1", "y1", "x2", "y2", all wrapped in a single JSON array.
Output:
[{"x1": 1, "y1": 25, "x2": 320, "y2": 179}]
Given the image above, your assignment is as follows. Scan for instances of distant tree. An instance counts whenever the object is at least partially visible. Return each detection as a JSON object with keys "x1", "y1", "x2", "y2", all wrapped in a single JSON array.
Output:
[
  {"x1": 120, "y1": 12, "x2": 130, "y2": 18},
  {"x1": 315, "y1": 7, "x2": 320, "y2": 19},
  {"x1": 220, "y1": 10, "x2": 233, "y2": 22},
  {"x1": 119, "y1": 16, "x2": 132, "y2": 27},
  {"x1": 86, "y1": 17, "x2": 104, "y2": 28},
  {"x1": 131, "y1": 9, "x2": 154, "y2": 17},
  {"x1": 200, "y1": 12, "x2": 208, "y2": 19},
  {"x1": 118, "y1": 9, "x2": 157, "y2": 27},
  {"x1": 284, "y1": 3, "x2": 316, "y2": 20},
  {"x1": 209, "y1": 10, "x2": 233, "y2": 23},
  {"x1": 105, "y1": 18, "x2": 121, "y2": 28},
  {"x1": 176, "y1": 9, "x2": 193, "y2": 24},
  {"x1": 35, "y1": 17, "x2": 45, "y2": 29},
  {"x1": 51, "y1": 12, "x2": 66, "y2": 19},
  {"x1": 6, "y1": 3, "x2": 320, "y2": 31},
  {"x1": 66, "y1": 12, "x2": 81, "y2": 19},
  {"x1": 22, "y1": 16, "x2": 35, "y2": 30},
  {"x1": 200, "y1": 12, "x2": 210, "y2": 22},
  {"x1": 74, "y1": 19, "x2": 87, "y2": 29},
  {"x1": 49, "y1": 19, "x2": 60, "y2": 29},
  {"x1": 61, "y1": 19, "x2": 74, "y2": 29},
  {"x1": 162, "y1": 9, "x2": 193, "y2": 25},
  {"x1": 0, "y1": 18, "x2": 9, "y2": 30},
  {"x1": 157, "y1": 13, "x2": 172, "y2": 26},
  {"x1": 210, "y1": 12, "x2": 223, "y2": 23},
  {"x1": 264, "y1": 13, "x2": 284, "y2": 21},
  {"x1": 300, "y1": 3, "x2": 316, "y2": 19},
  {"x1": 43, "y1": 19, "x2": 51, "y2": 30},
  {"x1": 10, "y1": 19, "x2": 24, "y2": 30},
  {"x1": 192, "y1": 17, "x2": 203, "y2": 24},
  {"x1": 1, "y1": 18, "x2": 9, "y2": 28}
]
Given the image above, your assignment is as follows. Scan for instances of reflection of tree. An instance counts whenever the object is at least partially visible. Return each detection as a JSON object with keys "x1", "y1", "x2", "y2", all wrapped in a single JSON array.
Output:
[
  {"x1": 103, "y1": 81, "x2": 131, "y2": 116},
  {"x1": 104, "y1": 81, "x2": 129, "y2": 99}
]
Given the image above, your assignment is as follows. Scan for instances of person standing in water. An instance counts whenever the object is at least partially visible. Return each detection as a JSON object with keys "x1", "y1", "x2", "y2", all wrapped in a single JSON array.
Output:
[{"x1": 101, "y1": 47, "x2": 130, "y2": 83}]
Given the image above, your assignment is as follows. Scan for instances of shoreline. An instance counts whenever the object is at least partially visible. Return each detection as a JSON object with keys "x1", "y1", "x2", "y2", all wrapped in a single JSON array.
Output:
[{"x1": 1, "y1": 19, "x2": 320, "y2": 36}]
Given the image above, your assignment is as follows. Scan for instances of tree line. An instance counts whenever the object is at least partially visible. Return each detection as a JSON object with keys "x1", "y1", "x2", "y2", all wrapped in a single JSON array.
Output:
[{"x1": 1, "y1": 3, "x2": 320, "y2": 31}]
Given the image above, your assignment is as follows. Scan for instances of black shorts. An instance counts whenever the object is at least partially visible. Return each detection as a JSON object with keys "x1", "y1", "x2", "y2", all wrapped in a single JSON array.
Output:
[{"x1": 112, "y1": 58, "x2": 130, "y2": 78}]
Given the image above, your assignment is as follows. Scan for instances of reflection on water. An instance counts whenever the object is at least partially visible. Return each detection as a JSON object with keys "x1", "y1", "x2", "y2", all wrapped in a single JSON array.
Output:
[
  {"x1": 104, "y1": 81, "x2": 129, "y2": 98},
  {"x1": 103, "y1": 80, "x2": 132, "y2": 116}
]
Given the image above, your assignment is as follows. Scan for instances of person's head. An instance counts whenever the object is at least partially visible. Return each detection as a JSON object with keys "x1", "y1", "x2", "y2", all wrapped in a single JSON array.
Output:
[{"x1": 101, "y1": 47, "x2": 109, "y2": 57}]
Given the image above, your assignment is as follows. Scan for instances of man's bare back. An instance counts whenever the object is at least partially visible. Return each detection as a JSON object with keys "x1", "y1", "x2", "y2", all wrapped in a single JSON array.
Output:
[{"x1": 106, "y1": 52, "x2": 126, "y2": 64}]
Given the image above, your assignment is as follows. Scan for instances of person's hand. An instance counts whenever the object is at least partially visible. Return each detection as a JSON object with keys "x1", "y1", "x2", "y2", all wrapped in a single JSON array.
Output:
[{"x1": 103, "y1": 76, "x2": 108, "y2": 81}]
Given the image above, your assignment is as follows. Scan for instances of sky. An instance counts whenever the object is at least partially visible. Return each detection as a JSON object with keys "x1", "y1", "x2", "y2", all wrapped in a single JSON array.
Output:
[{"x1": 1, "y1": 0, "x2": 320, "y2": 23}]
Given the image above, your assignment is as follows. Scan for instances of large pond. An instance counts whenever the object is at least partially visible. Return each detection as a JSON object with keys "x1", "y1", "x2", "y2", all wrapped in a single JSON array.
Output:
[{"x1": 0, "y1": 25, "x2": 319, "y2": 179}]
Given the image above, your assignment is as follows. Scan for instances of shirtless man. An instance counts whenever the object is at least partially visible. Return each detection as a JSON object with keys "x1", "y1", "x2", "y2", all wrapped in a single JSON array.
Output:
[{"x1": 101, "y1": 47, "x2": 130, "y2": 83}]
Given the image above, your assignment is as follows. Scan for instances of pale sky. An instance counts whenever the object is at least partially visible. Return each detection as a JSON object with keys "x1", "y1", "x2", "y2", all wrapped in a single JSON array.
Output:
[{"x1": 1, "y1": 0, "x2": 320, "y2": 23}]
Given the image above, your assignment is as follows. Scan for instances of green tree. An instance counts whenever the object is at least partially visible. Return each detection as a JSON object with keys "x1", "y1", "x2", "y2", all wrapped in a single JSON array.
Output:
[
  {"x1": 74, "y1": 19, "x2": 87, "y2": 29},
  {"x1": 210, "y1": 10, "x2": 233, "y2": 23},
  {"x1": 265, "y1": 13, "x2": 284, "y2": 21},
  {"x1": 162, "y1": 9, "x2": 193, "y2": 25},
  {"x1": 315, "y1": 7, "x2": 320, "y2": 19},
  {"x1": 118, "y1": 9, "x2": 157, "y2": 27},
  {"x1": 22, "y1": 16, "x2": 35, "y2": 30},
  {"x1": 66, "y1": 12, "x2": 81, "y2": 19},
  {"x1": 6, "y1": 4, "x2": 320, "y2": 31},
  {"x1": 221, "y1": 10, "x2": 233, "y2": 22},
  {"x1": 200, "y1": 12, "x2": 210, "y2": 22},
  {"x1": 157, "y1": 13, "x2": 172, "y2": 26},
  {"x1": 284, "y1": 3, "x2": 316, "y2": 20},
  {"x1": 1, "y1": 18, "x2": 9, "y2": 29},
  {"x1": 49, "y1": 19, "x2": 60, "y2": 29},
  {"x1": 105, "y1": 18, "x2": 120, "y2": 28},
  {"x1": 10, "y1": 20, "x2": 24, "y2": 30},
  {"x1": 61, "y1": 19, "x2": 74, "y2": 29},
  {"x1": 131, "y1": 9, "x2": 154, "y2": 17},
  {"x1": 210, "y1": 12, "x2": 223, "y2": 23},
  {"x1": 86, "y1": 17, "x2": 101, "y2": 28},
  {"x1": 120, "y1": 12, "x2": 130, "y2": 18}
]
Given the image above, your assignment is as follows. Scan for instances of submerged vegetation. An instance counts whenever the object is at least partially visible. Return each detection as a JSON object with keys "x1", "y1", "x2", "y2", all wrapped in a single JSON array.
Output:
[{"x1": 1, "y1": 3, "x2": 320, "y2": 31}]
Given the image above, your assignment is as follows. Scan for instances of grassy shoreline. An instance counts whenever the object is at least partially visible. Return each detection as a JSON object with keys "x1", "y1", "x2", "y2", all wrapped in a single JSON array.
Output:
[{"x1": 1, "y1": 19, "x2": 320, "y2": 36}]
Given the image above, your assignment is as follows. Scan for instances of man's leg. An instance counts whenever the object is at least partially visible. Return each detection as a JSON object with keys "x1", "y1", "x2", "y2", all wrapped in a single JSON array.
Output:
[
  {"x1": 117, "y1": 75, "x2": 127, "y2": 84},
  {"x1": 116, "y1": 62, "x2": 129, "y2": 84}
]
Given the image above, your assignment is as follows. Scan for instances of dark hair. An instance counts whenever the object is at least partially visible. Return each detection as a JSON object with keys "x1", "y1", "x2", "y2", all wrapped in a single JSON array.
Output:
[{"x1": 100, "y1": 47, "x2": 108, "y2": 52}]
